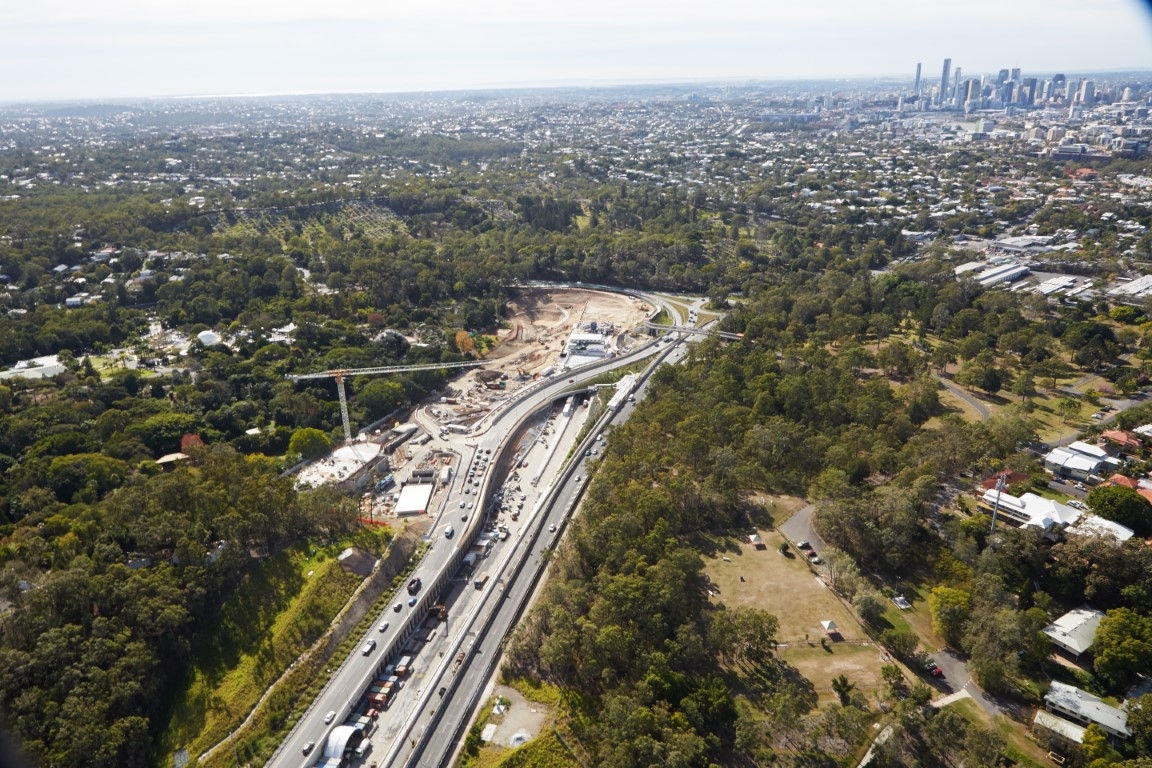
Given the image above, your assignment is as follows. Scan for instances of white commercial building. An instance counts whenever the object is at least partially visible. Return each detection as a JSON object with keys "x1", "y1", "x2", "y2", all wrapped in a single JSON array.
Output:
[{"x1": 394, "y1": 483, "x2": 435, "y2": 517}]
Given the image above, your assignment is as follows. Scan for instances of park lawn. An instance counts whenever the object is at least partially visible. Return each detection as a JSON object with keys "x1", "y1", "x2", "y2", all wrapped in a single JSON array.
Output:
[
  {"x1": 931, "y1": 386, "x2": 986, "y2": 424},
  {"x1": 745, "y1": 493, "x2": 807, "y2": 526},
  {"x1": 163, "y1": 545, "x2": 363, "y2": 761},
  {"x1": 704, "y1": 530, "x2": 864, "y2": 644},
  {"x1": 777, "y1": 643, "x2": 891, "y2": 707},
  {"x1": 943, "y1": 697, "x2": 1049, "y2": 768}
]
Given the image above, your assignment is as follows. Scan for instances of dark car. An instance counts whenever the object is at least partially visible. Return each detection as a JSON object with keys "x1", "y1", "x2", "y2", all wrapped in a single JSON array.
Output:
[
  {"x1": 407, "y1": 577, "x2": 422, "y2": 595},
  {"x1": 924, "y1": 660, "x2": 944, "y2": 677}
]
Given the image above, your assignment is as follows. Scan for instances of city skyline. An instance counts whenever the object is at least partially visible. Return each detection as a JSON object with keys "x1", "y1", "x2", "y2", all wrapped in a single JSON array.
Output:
[{"x1": 2, "y1": 0, "x2": 1152, "y2": 102}]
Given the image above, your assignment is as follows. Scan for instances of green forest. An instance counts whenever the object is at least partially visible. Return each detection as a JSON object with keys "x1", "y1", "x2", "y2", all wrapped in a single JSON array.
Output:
[{"x1": 3, "y1": 98, "x2": 1152, "y2": 768}]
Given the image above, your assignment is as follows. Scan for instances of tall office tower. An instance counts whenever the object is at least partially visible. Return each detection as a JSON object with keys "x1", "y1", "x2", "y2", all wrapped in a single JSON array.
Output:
[
  {"x1": 1052, "y1": 74, "x2": 1067, "y2": 99},
  {"x1": 1079, "y1": 79, "x2": 1095, "y2": 105},
  {"x1": 1021, "y1": 78, "x2": 1038, "y2": 105},
  {"x1": 1010, "y1": 67, "x2": 1021, "y2": 82},
  {"x1": 940, "y1": 58, "x2": 951, "y2": 105},
  {"x1": 952, "y1": 67, "x2": 962, "y2": 100},
  {"x1": 965, "y1": 79, "x2": 982, "y2": 103},
  {"x1": 997, "y1": 68, "x2": 1010, "y2": 85},
  {"x1": 913, "y1": 62, "x2": 922, "y2": 94}
]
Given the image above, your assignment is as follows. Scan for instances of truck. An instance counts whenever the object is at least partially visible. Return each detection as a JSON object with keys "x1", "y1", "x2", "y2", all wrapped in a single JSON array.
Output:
[
  {"x1": 395, "y1": 656, "x2": 413, "y2": 677},
  {"x1": 439, "y1": 466, "x2": 452, "y2": 485},
  {"x1": 474, "y1": 572, "x2": 490, "y2": 590},
  {"x1": 447, "y1": 423, "x2": 470, "y2": 435},
  {"x1": 462, "y1": 552, "x2": 478, "y2": 571}
]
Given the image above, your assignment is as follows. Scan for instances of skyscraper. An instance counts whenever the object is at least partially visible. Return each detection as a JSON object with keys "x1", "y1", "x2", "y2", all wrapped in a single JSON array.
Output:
[
  {"x1": 940, "y1": 58, "x2": 951, "y2": 106},
  {"x1": 913, "y1": 63, "x2": 922, "y2": 95}
]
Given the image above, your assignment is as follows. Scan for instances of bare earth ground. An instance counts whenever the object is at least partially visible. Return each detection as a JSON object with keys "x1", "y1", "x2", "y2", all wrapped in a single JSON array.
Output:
[
  {"x1": 490, "y1": 286, "x2": 652, "y2": 370},
  {"x1": 483, "y1": 684, "x2": 552, "y2": 749},
  {"x1": 440, "y1": 287, "x2": 655, "y2": 421},
  {"x1": 705, "y1": 530, "x2": 889, "y2": 705}
]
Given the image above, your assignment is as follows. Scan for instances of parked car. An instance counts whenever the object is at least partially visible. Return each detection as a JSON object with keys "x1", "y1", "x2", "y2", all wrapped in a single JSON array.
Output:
[
  {"x1": 797, "y1": 540, "x2": 811, "y2": 550},
  {"x1": 924, "y1": 660, "x2": 944, "y2": 677}
]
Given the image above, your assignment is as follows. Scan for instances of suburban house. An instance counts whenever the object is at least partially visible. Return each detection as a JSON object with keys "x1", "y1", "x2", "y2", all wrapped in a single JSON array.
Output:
[
  {"x1": 1100, "y1": 429, "x2": 1142, "y2": 456},
  {"x1": 1044, "y1": 441, "x2": 1115, "y2": 481},
  {"x1": 1042, "y1": 608, "x2": 1106, "y2": 659},
  {"x1": 978, "y1": 489, "x2": 1080, "y2": 533},
  {"x1": 1044, "y1": 681, "x2": 1131, "y2": 740}
]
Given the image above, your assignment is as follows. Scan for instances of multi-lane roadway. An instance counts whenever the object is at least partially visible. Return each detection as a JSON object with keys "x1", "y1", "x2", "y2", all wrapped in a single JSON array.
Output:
[{"x1": 269, "y1": 307, "x2": 693, "y2": 768}]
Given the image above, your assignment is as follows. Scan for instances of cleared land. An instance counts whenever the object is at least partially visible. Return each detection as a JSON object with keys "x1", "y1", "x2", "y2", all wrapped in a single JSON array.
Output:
[{"x1": 705, "y1": 529, "x2": 889, "y2": 705}]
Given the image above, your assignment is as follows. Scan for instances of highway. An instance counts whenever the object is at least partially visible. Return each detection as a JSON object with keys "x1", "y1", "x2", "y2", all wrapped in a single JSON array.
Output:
[
  {"x1": 268, "y1": 305, "x2": 684, "y2": 768},
  {"x1": 404, "y1": 336, "x2": 687, "y2": 768}
]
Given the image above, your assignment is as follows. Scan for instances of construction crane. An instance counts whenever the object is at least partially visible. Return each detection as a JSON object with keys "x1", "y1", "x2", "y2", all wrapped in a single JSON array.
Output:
[{"x1": 286, "y1": 361, "x2": 483, "y2": 442}]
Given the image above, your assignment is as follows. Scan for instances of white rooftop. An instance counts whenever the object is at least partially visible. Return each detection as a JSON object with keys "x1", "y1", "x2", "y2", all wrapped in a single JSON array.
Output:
[
  {"x1": 1044, "y1": 447, "x2": 1105, "y2": 474},
  {"x1": 1034, "y1": 710, "x2": 1087, "y2": 744},
  {"x1": 394, "y1": 483, "x2": 434, "y2": 516},
  {"x1": 1045, "y1": 681, "x2": 1130, "y2": 738},
  {"x1": 1067, "y1": 441, "x2": 1110, "y2": 459},
  {"x1": 981, "y1": 489, "x2": 1080, "y2": 531},
  {"x1": 1042, "y1": 607, "x2": 1106, "y2": 656}
]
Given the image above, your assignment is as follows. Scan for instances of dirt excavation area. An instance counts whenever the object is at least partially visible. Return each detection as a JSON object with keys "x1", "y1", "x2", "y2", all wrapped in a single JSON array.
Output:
[{"x1": 448, "y1": 287, "x2": 656, "y2": 398}]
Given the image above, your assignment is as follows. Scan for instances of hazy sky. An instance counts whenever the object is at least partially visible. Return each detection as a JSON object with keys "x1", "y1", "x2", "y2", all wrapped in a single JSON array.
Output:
[{"x1": 3, "y1": 0, "x2": 1152, "y2": 102}]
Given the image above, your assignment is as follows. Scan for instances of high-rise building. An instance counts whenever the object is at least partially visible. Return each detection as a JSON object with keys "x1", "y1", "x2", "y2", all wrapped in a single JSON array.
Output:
[
  {"x1": 952, "y1": 67, "x2": 962, "y2": 100},
  {"x1": 1079, "y1": 80, "x2": 1095, "y2": 105},
  {"x1": 1020, "y1": 78, "x2": 1038, "y2": 106},
  {"x1": 1010, "y1": 67, "x2": 1021, "y2": 82},
  {"x1": 913, "y1": 62, "x2": 922, "y2": 95},
  {"x1": 940, "y1": 58, "x2": 951, "y2": 106},
  {"x1": 1052, "y1": 74, "x2": 1067, "y2": 99},
  {"x1": 997, "y1": 69, "x2": 1010, "y2": 85}
]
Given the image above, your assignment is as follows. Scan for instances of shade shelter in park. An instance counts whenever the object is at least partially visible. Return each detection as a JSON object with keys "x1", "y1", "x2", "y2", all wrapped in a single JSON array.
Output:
[{"x1": 820, "y1": 620, "x2": 841, "y2": 639}]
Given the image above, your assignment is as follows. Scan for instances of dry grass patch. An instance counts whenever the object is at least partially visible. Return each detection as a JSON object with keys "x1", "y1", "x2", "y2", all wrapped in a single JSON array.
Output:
[
  {"x1": 745, "y1": 493, "x2": 807, "y2": 525},
  {"x1": 704, "y1": 531, "x2": 863, "y2": 643},
  {"x1": 777, "y1": 643, "x2": 889, "y2": 707},
  {"x1": 943, "y1": 697, "x2": 1049, "y2": 767}
]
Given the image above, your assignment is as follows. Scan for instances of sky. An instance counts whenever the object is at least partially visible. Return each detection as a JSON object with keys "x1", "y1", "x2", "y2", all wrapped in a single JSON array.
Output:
[{"x1": 2, "y1": 0, "x2": 1152, "y2": 102}]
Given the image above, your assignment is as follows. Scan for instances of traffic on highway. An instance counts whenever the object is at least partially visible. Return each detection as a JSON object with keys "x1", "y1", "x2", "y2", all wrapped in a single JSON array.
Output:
[{"x1": 268, "y1": 289, "x2": 708, "y2": 768}]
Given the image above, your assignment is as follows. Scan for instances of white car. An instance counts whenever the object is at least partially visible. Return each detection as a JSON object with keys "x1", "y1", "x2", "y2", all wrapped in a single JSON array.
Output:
[
  {"x1": 444, "y1": 525, "x2": 455, "y2": 538},
  {"x1": 378, "y1": 621, "x2": 389, "y2": 632},
  {"x1": 324, "y1": 710, "x2": 336, "y2": 724}
]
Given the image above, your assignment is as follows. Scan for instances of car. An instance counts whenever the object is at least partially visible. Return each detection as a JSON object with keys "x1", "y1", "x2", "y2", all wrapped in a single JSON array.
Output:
[
  {"x1": 808, "y1": 555, "x2": 822, "y2": 564},
  {"x1": 362, "y1": 639, "x2": 376, "y2": 655},
  {"x1": 393, "y1": 601, "x2": 403, "y2": 612},
  {"x1": 408, "y1": 596, "x2": 417, "y2": 607},
  {"x1": 924, "y1": 661, "x2": 944, "y2": 677},
  {"x1": 459, "y1": 500, "x2": 466, "y2": 508},
  {"x1": 324, "y1": 710, "x2": 336, "y2": 724},
  {"x1": 378, "y1": 620, "x2": 389, "y2": 632},
  {"x1": 797, "y1": 540, "x2": 811, "y2": 550},
  {"x1": 1074, "y1": 481, "x2": 1086, "y2": 490},
  {"x1": 302, "y1": 741, "x2": 316, "y2": 755},
  {"x1": 438, "y1": 686, "x2": 447, "y2": 697},
  {"x1": 444, "y1": 525, "x2": 455, "y2": 538},
  {"x1": 806, "y1": 549, "x2": 820, "y2": 559},
  {"x1": 1068, "y1": 499, "x2": 1086, "y2": 509},
  {"x1": 549, "y1": 523, "x2": 557, "y2": 532},
  {"x1": 407, "y1": 577, "x2": 422, "y2": 594}
]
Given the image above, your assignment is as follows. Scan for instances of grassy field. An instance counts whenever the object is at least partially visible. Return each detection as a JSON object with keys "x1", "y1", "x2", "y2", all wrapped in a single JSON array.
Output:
[
  {"x1": 705, "y1": 530, "x2": 892, "y2": 705},
  {"x1": 944, "y1": 697, "x2": 1050, "y2": 768}
]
